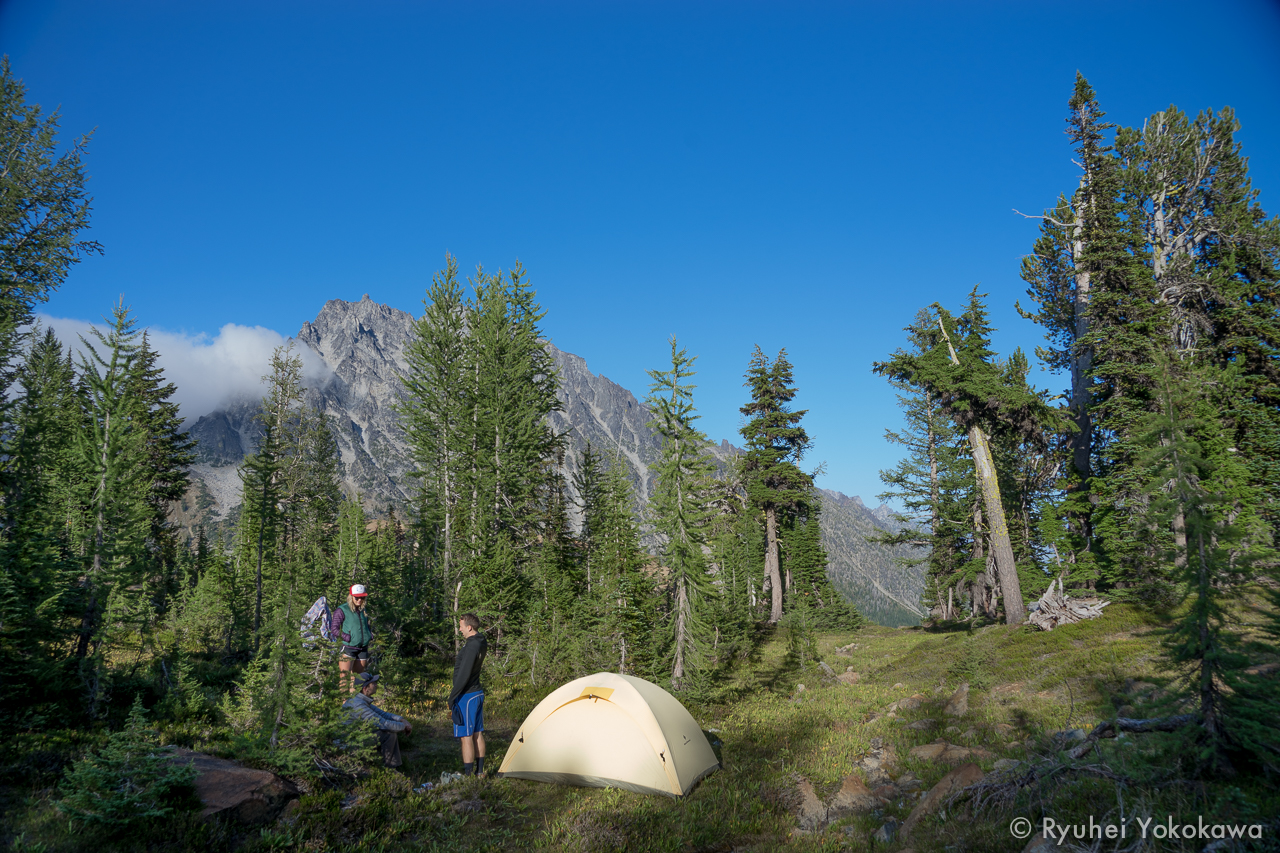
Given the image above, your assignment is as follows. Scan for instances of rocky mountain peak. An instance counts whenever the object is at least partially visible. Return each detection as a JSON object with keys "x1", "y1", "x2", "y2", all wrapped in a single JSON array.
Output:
[{"x1": 179, "y1": 297, "x2": 924, "y2": 624}]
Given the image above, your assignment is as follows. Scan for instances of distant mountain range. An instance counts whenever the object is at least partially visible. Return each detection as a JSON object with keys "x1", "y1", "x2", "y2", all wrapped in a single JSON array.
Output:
[{"x1": 173, "y1": 296, "x2": 925, "y2": 625}]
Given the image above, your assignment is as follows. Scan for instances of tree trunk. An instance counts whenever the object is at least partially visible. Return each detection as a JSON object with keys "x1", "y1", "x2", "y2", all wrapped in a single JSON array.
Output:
[
  {"x1": 254, "y1": 471, "x2": 267, "y2": 651},
  {"x1": 76, "y1": 411, "x2": 111, "y2": 659},
  {"x1": 765, "y1": 507, "x2": 783, "y2": 623},
  {"x1": 938, "y1": 317, "x2": 1027, "y2": 624},
  {"x1": 1172, "y1": 505, "x2": 1188, "y2": 570},
  {"x1": 1060, "y1": 176, "x2": 1095, "y2": 486},
  {"x1": 672, "y1": 579, "x2": 688, "y2": 687},
  {"x1": 967, "y1": 426, "x2": 1027, "y2": 624}
]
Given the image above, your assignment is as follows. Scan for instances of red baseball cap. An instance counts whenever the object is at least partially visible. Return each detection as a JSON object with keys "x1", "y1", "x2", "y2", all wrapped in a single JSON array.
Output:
[{"x1": 351, "y1": 584, "x2": 368, "y2": 598}]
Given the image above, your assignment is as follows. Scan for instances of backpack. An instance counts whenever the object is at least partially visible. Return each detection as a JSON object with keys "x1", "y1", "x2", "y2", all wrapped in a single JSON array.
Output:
[{"x1": 301, "y1": 596, "x2": 333, "y2": 649}]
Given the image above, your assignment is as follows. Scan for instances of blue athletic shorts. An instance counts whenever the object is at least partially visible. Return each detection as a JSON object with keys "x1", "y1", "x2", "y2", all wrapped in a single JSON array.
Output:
[{"x1": 451, "y1": 691, "x2": 484, "y2": 737}]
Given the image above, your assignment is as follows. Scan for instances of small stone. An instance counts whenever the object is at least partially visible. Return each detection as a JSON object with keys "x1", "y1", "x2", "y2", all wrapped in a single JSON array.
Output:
[
  {"x1": 1023, "y1": 832, "x2": 1059, "y2": 853},
  {"x1": 895, "y1": 772, "x2": 922, "y2": 792},
  {"x1": 961, "y1": 728, "x2": 978, "y2": 740},
  {"x1": 993, "y1": 758, "x2": 1020, "y2": 772},
  {"x1": 945, "y1": 725, "x2": 960, "y2": 734},
  {"x1": 1117, "y1": 704, "x2": 1136, "y2": 717},
  {"x1": 872, "y1": 783, "x2": 898, "y2": 801},
  {"x1": 871, "y1": 819, "x2": 899, "y2": 844},
  {"x1": 864, "y1": 767, "x2": 893, "y2": 788},
  {"x1": 994, "y1": 723, "x2": 1015, "y2": 737},
  {"x1": 906, "y1": 719, "x2": 938, "y2": 731},
  {"x1": 944, "y1": 682, "x2": 970, "y2": 717},
  {"x1": 1007, "y1": 741, "x2": 1021, "y2": 749},
  {"x1": 846, "y1": 666, "x2": 855, "y2": 672},
  {"x1": 837, "y1": 670, "x2": 860, "y2": 685},
  {"x1": 819, "y1": 661, "x2": 836, "y2": 677},
  {"x1": 892, "y1": 682, "x2": 905, "y2": 689},
  {"x1": 451, "y1": 798, "x2": 485, "y2": 814},
  {"x1": 900, "y1": 763, "x2": 985, "y2": 839},
  {"x1": 940, "y1": 744, "x2": 993, "y2": 764},
  {"x1": 897, "y1": 694, "x2": 927, "y2": 711},
  {"x1": 909, "y1": 741, "x2": 993, "y2": 765},
  {"x1": 794, "y1": 776, "x2": 827, "y2": 831},
  {"x1": 796, "y1": 683, "x2": 806, "y2": 693},
  {"x1": 828, "y1": 775, "x2": 878, "y2": 816},
  {"x1": 908, "y1": 742, "x2": 947, "y2": 761}
]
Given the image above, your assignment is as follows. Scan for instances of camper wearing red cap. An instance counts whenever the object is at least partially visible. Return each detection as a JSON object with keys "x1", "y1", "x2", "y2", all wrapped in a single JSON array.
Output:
[{"x1": 332, "y1": 584, "x2": 373, "y2": 692}]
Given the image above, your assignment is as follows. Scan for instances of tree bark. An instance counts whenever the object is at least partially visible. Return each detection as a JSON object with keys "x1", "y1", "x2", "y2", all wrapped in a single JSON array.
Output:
[
  {"x1": 1068, "y1": 185, "x2": 1094, "y2": 483},
  {"x1": 1172, "y1": 505, "x2": 1188, "y2": 570},
  {"x1": 254, "y1": 466, "x2": 268, "y2": 651},
  {"x1": 76, "y1": 411, "x2": 111, "y2": 659},
  {"x1": 968, "y1": 426, "x2": 1027, "y2": 624},
  {"x1": 765, "y1": 507, "x2": 783, "y2": 623},
  {"x1": 672, "y1": 579, "x2": 688, "y2": 687},
  {"x1": 937, "y1": 316, "x2": 1027, "y2": 625}
]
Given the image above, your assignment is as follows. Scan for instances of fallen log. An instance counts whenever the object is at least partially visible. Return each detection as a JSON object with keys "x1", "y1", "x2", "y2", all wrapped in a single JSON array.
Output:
[{"x1": 1066, "y1": 714, "x2": 1198, "y2": 760}]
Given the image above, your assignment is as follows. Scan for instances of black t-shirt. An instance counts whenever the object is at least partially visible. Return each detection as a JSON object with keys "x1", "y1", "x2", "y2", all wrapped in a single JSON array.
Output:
[{"x1": 449, "y1": 632, "x2": 487, "y2": 707}]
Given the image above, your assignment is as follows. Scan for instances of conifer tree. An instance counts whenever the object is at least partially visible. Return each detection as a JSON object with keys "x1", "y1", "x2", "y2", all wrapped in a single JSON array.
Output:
[
  {"x1": 739, "y1": 347, "x2": 814, "y2": 624},
  {"x1": 1138, "y1": 358, "x2": 1274, "y2": 773},
  {"x1": 645, "y1": 337, "x2": 716, "y2": 689},
  {"x1": 580, "y1": 452, "x2": 652, "y2": 676},
  {"x1": 876, "y1": 290, "x2": 1058, "y2": 624},
  {"x1": 0, "y1": 327, "x2": 81, "y2": 712},
  {"x1": 400, "y1": 255, "x2": 468, "y2": 608},
  {"x1": 74, "y1": 303, "x2": 153, "y2": 678},
  {"x1": 238, "y1": 422, "x2": 282, "y2": 651},
  {"x1": 873, "y1": 309, "x2": 975, "y2": 618},
  {"x1": 125, "y1": 333, "x2": 196, "y2": 612},
  {"x1": 57, "y1": 695, "x2": 197, "y2": 829},
  {"x1": 572, "y1": 441, "x2": 606, "y2": 591},
  {"x1": 1019, "y1": 74, "x2": 1137, "y2": 584},
  {"x1": 0, "y1": 58, "x2": 100, "y2": 400},
  {"x1": 705, "y1": 491, "x2": 761, "y2": 663},
  {"x1": 782, "y1": 496, "x2": 862, "y2": 629}
]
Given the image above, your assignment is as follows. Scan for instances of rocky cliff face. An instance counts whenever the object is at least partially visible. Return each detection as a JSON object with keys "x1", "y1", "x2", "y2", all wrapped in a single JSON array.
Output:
[
  {"x1": 181, "y1": 296, "x2": 924, "y2": 624},
  {"x1": 818, "y1": 489, "x2": 926, "y2": 627}
]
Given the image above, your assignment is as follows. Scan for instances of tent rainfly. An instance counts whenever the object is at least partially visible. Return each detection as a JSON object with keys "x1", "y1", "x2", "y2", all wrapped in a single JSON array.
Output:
[{"x1": 496, "y1": 672, "x2": 720, "y2": 797}]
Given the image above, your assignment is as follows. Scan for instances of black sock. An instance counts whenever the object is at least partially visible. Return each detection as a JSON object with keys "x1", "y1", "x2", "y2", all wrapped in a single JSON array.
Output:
[
  {"x1": 475, "y1": 756, "x2": 485, "y2": 775},
  {"x1": 463, "y1": 762, "x2": 475, "y2": 776}
]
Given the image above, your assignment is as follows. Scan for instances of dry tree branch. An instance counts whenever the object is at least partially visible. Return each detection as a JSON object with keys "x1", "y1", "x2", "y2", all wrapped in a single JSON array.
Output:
[{"x1": 1066, "y1": 714, "x2": 1198, "y2": 760}]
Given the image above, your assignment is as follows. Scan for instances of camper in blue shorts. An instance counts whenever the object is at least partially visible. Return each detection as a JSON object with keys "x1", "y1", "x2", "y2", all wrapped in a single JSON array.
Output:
[{"x1": 448, "y1": 613, "x2": 488, "y2": 776}]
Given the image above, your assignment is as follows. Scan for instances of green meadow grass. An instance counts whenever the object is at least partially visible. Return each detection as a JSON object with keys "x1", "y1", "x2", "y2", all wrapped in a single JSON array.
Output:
[{"x1": 3, "y1": 605, "x2": 1276, "y2": 852}]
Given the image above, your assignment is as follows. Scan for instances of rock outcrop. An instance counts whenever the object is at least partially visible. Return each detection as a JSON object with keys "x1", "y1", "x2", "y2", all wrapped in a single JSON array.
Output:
[
  {"x1": 900, "y1": 762, "x2": 984, "y2": 839},
  {"x1": 168, "y1": 748, "x2": 298, "y2": 824}
]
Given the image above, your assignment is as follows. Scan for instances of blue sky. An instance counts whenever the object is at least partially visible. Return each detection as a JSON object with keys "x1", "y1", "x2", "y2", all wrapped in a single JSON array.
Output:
[{"x1": 4, "y1": 0, "x2": 1280, "y2": 505}]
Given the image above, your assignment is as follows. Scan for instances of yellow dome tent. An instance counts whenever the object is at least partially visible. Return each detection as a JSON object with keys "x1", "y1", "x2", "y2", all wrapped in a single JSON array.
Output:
[{"x1": 496, "y1": 672, "x2": 720, "y2": 797}]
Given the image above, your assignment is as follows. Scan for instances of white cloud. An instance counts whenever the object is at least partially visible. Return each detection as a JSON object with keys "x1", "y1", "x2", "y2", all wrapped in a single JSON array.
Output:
[{"x1": 32, "y1": 314, "x2": 334, "y2": 422}]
